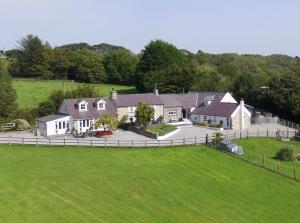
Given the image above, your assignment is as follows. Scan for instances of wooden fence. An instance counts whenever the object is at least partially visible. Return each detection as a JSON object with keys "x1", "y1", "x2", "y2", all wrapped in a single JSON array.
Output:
[{"x1": 0, "y1": 129, "x2": 298, "y2": 148}]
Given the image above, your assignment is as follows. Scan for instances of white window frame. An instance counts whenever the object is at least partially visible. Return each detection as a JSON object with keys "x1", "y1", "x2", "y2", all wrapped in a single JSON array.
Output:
[{"x1": 168, "y1": 108, "x2": 177, "y2": 116}]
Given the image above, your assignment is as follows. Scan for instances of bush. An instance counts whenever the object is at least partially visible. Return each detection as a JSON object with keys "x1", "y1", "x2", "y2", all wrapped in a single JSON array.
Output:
[
  {"x1": 118, "y1": 115, "x2": 130, "y2": 130},
  {"x1": 13, "y1": 119, "x2": 30, "y2": 130},
  {"x1": 274, "y1": 148, "x2": 294, "y2": 161}
]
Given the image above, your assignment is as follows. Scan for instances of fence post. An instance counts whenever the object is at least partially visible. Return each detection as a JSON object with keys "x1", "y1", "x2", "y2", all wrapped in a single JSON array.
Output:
[
  {"x1": 287, "y1": 128, "x2": 289, "y2": 138},
  {"x1": 294, "y1": 163, "x2": 297, "y2": 179},
  {"x1": 131, "y1": 140, "x2": 133, "y2": 149},
  {"x1": 91, "y1": 139, "x2": 93, "y2": 148},
  {"x1": 278, "y1": 161, "x2": 280, "y2": 173},
  {"x1": 258, "y1": 129, "x2": 259, "y2": 137},
  {"x1": 36, "y1": 137, "x2": 38, "y2": 147},
  {"x1": 195, "y1": 137, "x2": 197, "y2": 146},
  {"x1": 205, "y1": 134, "x2": 208, "y2": 146},
  {"x1": 239, "y1": 131, "x2": 242, "y2": 140},
  {"x1": 64, "y1": 138, "x2": 66, "y2": 147},
  {"x1": 215, "y1": 133, "x2": 217, "y2": 148},
  {"x1": 158, "y1": 140, "x2": 160, "y2": 147},
  {"x1": 105, "y1": 139, "x2": 107, "y2": 149},
  {"x1": 22, "y1": 137, "x2": 25, "y2": 146},
  {"x1": 183, "y1": 138, "x2": 186, "y2": 146},
  {"x1": 8, "y1": 135, "x2": 11, "y2": 146},
  {"x1": 145, "y1": 140, "x2": 147, "y2": 147},
  {"x1": 267, "y1": 130, "x2": 269, "y2": 138},
  {"x1": 263, "y1": 153, "x2": 265, "y2": 167},
  {"x1": 247, "y1": 130, "x2": 249, "y2": 138},
  {"x1": 171, "y1": 139, "x2": 173, "y2": 146},
  {"x1": 118, "y1": 140, "x2": 120, "y2": 148},
  {"x1": 77, "y1": 138, "x2": 79, "y2": 148}
]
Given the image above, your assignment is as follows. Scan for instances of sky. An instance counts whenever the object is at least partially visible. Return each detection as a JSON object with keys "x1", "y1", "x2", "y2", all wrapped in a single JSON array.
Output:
[{"x1": 1, "y1": 0, "x2": 300, "y2": 56}]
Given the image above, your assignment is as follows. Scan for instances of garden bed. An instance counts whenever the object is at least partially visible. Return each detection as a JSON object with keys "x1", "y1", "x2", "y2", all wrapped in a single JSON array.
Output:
[{"x1": 147, "y1": 124, "x2": 177, "y2": 136}]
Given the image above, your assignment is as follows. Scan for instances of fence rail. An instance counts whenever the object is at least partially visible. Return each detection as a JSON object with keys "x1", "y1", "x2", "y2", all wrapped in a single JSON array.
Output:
[{"x1": 0, "y1": 129, "x2": 298, "y2": 148}]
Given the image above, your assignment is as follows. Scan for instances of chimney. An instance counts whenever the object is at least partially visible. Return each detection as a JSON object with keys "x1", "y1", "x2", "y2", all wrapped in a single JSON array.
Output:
[
  {"x1": 110, "y1": 88, "x2": 117, "y2": 100},
  {"x1": 240, "y1": 98, "x2": 245, "y2": 130},
  {"x1": 153, "y1": 88, "x2": 159, "y2": 96}
]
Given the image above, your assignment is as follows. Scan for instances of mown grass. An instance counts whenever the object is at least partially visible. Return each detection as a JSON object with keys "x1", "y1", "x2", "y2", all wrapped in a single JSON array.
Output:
[
  {"x1": 236, "y1": 138, "x2": 300, "y2": 178},
  {"x1": 147, "y1": 124, "x2": 177, "y2": 136},
  {"x1": 0, "y1": 144, "x2": 299, "y2": 222},
  {"x1": 12, "y1": 79, "x2": 136, "y2": 109}
]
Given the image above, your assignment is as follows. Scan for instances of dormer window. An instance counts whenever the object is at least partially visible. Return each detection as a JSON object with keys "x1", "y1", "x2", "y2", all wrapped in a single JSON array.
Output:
[
  {"x1": 96, "y1": 99, "x2": 106, "y2": 110},
  {"x1": 77, "y1": 100, "x2": 88, "y2": 112}
]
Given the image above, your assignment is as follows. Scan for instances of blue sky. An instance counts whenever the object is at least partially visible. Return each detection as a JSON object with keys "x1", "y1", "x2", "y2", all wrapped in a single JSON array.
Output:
[{"x1": 2, "y1": 0, "x2": 300, "y2": 56}]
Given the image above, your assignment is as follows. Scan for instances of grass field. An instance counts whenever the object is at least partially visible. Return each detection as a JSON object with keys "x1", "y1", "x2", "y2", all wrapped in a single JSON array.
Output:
[
  {"x1": 12, "y1": 79, "x2": 136, "y2": 109},
  {"x1": 236, "y1": 138, "x2": 300, "y2": 178},
  {"x1": 0, "y1": 144, "x2": 300, "y2": 222},
  {"x1": 147, "y1": 124, "x2": 177, "y2": 136}
]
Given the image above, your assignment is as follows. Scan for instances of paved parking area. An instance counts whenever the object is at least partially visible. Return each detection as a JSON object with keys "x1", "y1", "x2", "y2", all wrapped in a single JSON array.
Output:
[{"x1": 0, "y1": 123, "x2": 297, "y2": 142}]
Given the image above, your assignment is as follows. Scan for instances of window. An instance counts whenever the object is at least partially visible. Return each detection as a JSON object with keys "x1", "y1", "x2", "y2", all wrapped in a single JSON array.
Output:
[
  {"x1": 203, "y1": 116, "x2": 207, "y2": 121},
  {"x1": 59, "y1": 122, "x2": 62, "y2": 129},
  {"x1": 80, "y1": 121, "x2": 82, "y2": 127},
  {"x1": 129, "y1": 107, "x2": 134, "y2": 113},
  {"x1": 80, "y1": 104, "x2": 86, "y2": 110},
  {"x1": 99, "y1": 102, "x2": 103, "y2": 108},
  {"x1": 83, "y1": 120, "x2": 86, "y2": 127},
  {"x1": 66, "y1": 121, "x2": 70, "y2": 130},
  {"x1": 63, "y1": 121, "x2": 65, "y2": 129},
  {"x1": 213, "y1": 117, "x2": 216, "y2": 122},
  {"x1": 87, "y1": 120, "x2": 90, "y2": 127},
  {"x1": 55, "y1": 122, "x2": 58, "y2": 130},
  {"x1": 226, "y1": 118, "x2": 230, "y2": 126},
  {"x1": 168, "y1": 108, "x2": 177, "y2": 116}
]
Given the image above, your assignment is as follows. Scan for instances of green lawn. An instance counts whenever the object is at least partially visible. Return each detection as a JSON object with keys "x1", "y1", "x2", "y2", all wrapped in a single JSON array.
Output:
[
  {"x1": 0, "y1": 145, "x2": 300, "y2": 222},
  {"x1": 147, "y1": 124, "x2": 177, "y2": 136},
  {"x1": 12, "y1": 79, "x2": 136, "y2": 109},
  {"x1": 236, "y1": 138, "x2": 300, "y2": 178}
]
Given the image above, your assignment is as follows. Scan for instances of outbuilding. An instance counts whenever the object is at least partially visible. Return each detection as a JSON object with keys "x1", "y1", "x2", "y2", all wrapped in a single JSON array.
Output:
[
  {"x1": 36, "y1": 114, "x2": 71, "y2": 137},
  {"x1": 219, "y1": 140, "x2": 244, "y2": 155}
]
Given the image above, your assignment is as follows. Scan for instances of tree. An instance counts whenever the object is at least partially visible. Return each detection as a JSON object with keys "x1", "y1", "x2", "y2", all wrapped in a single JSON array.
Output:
[
  {"x1": 10, "y1": 34, "x2": 51, "y2": 77},
  {"x1": 94, "y1": 114, "x2": 118, "y2": 130},
  {"x1": 0, "y1": 60, "x2": 17, "y2": 119},
  {"x1": 136, "y1": 40, "x2": 187, "y2": 91},
  {"x1": 143, "y1": 64, "x2": 191, "y2": 93},
  {"x1": 76, "y1": 49, "x2": 105, "y2": 83},
  {"x1": 103, "y1": 49, "x2": 138, "y2": 85},
  {"x1": 135, "y1": 102, "x2": 154, "y2": 129}
]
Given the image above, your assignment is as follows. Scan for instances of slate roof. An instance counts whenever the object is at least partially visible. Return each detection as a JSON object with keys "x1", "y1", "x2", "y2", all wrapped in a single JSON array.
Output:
[
  {"x1": 61, "y1": 98, "x2": 117, "y2": 119},
  {"x1": 191, "y1": 102, "x2": 238, "y2": 117},
  {"x1": 36, "y1": 114, "x2": 69, "y2": 123},
  {"x1": 113, "y1": 93, "x2": 164, "y2": 107}
]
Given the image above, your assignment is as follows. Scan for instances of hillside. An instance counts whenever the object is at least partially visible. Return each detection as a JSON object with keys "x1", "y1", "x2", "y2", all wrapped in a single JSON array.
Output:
[
  {"x1": 0, "y1": 145, "x2": 299, "y2": 222},
  {"x1": 12, "y1": 79, "x2": 136, "y2": 109}
]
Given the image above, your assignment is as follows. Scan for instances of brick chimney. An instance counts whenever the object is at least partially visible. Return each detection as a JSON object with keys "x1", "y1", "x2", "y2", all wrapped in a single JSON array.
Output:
[
  {"x1": 240, "y1": 98, "x2": 245, "y2": 130},
  {"x1": 110, "y1": 88, "x2": 117, "y2": 100}
]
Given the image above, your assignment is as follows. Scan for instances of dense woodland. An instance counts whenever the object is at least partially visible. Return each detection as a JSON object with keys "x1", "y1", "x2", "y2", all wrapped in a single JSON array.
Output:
[{"x1": 1, "y1": 34, "x2": 300, "y2": 123}]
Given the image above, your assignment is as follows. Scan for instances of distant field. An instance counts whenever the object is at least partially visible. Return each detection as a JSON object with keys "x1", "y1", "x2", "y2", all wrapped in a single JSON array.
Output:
[
  {"x1": 0, "y1": 144, "x2": 299, "y2": 222},
  {"x1": 12, "y1": 79, "x2": 136, "y2": 109},
  {"x1": 236, "y1": 138, "x2": 300, "y2": 178}
]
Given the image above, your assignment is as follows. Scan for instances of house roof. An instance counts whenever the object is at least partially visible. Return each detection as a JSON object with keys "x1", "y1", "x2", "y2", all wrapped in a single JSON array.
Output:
[
  {"x1": 36, "y1": 114, "x2": 69, "y2": 123},
  {"x1": 113, "y1": 93, "x2": 164, "y2": 107},
  {"x1": 62, "y1": 98, "x2": 117, "y2": 119},
  {"x1": 191, "y1": 102, "x2": 238, "y2": 117}
]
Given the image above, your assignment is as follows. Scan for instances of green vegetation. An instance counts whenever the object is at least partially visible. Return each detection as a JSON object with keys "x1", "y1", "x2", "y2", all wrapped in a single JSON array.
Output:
[
  {"x1": 135, "y1": 102, "x2": 154, "y2": 129},
  {"x1": 147, "y1": 124, "x2": 177, "y2": 136},
  {"x1": 12, "y1": 79, "x2": 136, "y2": 109},
  {"x1": 0, "y1": 145, "x2": 299, "y2": 222},
  {"x1": 236, "y1": 138, "x2": 300, "y2": 178},
  {"x1": 5, "y1": 35, "x2": 300, "y2": 122}
]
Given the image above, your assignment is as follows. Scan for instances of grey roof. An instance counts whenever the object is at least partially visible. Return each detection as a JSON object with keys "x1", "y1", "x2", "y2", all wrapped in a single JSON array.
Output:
[
  {"x1": 62, "y1": 98, "x2": 117, "y2": 119},
  {"x1": 36, "y1": 114, "x2": 69, "y2": 122},
  {"x1": 192, "y1": 102, "x2": 238, "y2": 117},
  {"x1": 113, "y1": 93, "x2": 164, "y2": 107}
]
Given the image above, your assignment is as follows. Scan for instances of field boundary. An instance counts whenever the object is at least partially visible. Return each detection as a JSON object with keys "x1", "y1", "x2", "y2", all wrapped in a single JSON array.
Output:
[{"x1": 0, "y1": 129, "x2": 298, "y2": 148}]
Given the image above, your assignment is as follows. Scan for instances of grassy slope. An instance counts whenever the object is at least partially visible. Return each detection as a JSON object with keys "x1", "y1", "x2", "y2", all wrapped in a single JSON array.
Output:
[
  {"x1": 236, "y1": 138, "x2": 300, "y2": 178},
  {"x1": 0, "y1": 145, "x2": 300, "y2": 222},
  {"x1": 12, "y1": 79, "x2": 136, "y2": 109}
]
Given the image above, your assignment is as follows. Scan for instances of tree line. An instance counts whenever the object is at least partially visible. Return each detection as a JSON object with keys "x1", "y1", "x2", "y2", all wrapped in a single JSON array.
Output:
[{"x1": 3, "y1": 34, "x2": 300, "y2": 123}]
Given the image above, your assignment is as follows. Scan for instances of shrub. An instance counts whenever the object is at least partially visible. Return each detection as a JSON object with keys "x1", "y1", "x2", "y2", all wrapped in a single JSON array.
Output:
[
  {"x1": 274, "y1": 147, "x2": 294, "y2": 161},
  {"x1": 118, "y1": 115, "x2": 130, "y2": 130}
]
